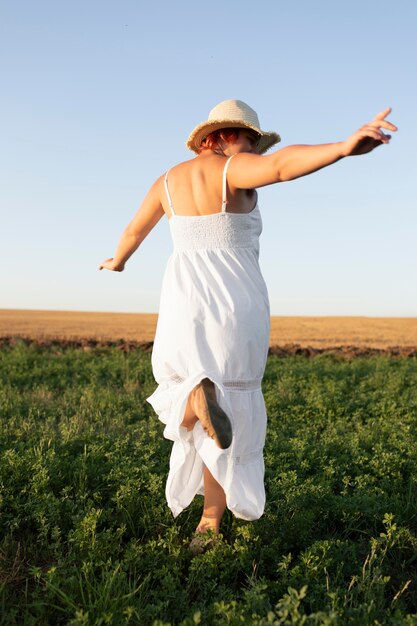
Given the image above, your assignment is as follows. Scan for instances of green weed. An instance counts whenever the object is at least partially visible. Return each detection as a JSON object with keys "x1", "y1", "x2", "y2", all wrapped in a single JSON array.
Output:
[{"x1": 1, "y1": 342, "x2": 417, "y2": 624}]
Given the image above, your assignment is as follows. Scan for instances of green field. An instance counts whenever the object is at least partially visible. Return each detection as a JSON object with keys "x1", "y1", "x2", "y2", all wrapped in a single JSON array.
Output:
[{"x1": 1, "y1": 341, "x2": 417, "y2": 625}]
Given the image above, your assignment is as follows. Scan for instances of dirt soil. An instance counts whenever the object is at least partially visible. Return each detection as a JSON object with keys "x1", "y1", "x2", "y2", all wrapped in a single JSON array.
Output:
[{"x1": 1, "y1": 309, "x2": 417, "y2": 357}]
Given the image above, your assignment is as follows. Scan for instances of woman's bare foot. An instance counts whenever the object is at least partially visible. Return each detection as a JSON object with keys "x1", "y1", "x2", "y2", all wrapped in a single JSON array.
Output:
[
  {"x1": 196, "y1": 514, "x2": 220, "y2": 534},
  {"x1": 189, "y1": 467, "x2": 226, "y2": 555},
  {"x1": 189, "y1": 529, "x2": 217, "y2": 556},
  {"x1": 191, "y1": 378, "x2": 233, "y2": 449}
]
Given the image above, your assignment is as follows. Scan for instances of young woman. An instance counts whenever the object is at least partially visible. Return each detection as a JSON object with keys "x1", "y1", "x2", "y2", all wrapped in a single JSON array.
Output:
[{"x1": 100, "y1": 99, "x2": 396, "y2": 552}]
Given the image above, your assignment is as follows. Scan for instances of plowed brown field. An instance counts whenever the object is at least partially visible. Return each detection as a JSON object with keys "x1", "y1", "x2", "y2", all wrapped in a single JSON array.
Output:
[{"x1": 1, "y1": 309, "x2": 417, "y2": 354}]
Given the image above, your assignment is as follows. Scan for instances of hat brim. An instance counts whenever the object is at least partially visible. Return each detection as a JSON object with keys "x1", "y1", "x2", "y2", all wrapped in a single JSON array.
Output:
[{"x1": 186, "y1": 119, "x2": 281, "y2": 155}]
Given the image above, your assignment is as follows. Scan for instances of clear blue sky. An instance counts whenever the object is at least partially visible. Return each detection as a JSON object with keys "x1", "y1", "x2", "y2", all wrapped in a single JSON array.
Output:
[{"x1": 1, "y1": 0, "x2": 416, "y2": 316}]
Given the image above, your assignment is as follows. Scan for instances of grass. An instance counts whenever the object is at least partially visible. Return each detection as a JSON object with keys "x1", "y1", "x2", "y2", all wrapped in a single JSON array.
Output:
[{"x1": 1, "y1": 341, "x2": 417, "y2": 625}]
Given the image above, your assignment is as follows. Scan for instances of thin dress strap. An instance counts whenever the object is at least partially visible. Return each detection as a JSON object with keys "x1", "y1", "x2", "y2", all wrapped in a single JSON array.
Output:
[
  {"x1": 221, "y1": 155, "x2": 236, "y2": 213},
  {"x1": 164, "y1": 170, "x2": 176, "y2": 217}
]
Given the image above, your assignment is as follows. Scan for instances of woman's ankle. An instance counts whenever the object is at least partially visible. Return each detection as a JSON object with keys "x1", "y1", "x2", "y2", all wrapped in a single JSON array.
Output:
[{"x1": 196, "y1": 514, "x2": 221, "y2": 534}]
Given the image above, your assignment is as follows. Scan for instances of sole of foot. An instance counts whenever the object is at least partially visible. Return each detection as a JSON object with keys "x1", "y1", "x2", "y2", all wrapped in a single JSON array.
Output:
[{"x1": 194, "y1": 378, "x2": 233, "y2": 449}]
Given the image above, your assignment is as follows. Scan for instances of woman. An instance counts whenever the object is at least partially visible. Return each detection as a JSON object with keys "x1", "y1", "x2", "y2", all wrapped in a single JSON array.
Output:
[{"x1": 100, "y1": 99, "x2": 396, "y2": 551}]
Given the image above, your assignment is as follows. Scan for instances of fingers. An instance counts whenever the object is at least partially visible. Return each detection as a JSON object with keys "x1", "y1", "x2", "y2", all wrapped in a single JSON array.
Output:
[
  {"x1": 344, "y1": 109, "x2": 396, "y2": 156},
  {"x1": 98, "y1": 258, "x2": 124, "y2": 272},
  {"x1": 359, "y1": 106, "x2": 397, "y2": 145},
  {"x1": 357, "y1": 126, "x2": 390, "y2": 143},
  {"x1": 373, "y1": 119, "x2": 397, "y2": 132},
  {"x1": 99, "y1": 258, "x2": 111, "y2": 270},
  {"x1": 374, "y1": 107, "x2": 392, "y2": 120},
  {"x1": 372, "y1": 107, "x2": 398, "y2": 131}
]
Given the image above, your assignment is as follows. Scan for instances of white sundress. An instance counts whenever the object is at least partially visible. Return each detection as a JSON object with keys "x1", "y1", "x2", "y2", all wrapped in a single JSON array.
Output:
[{"x1": 147, "y1": 155, "x2": 270, "y2": 521}]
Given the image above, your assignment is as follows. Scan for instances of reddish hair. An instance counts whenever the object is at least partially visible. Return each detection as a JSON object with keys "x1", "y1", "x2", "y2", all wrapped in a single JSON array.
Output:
[{"x1": 199, "y1": 128, "x2": 240, "y2": 153}]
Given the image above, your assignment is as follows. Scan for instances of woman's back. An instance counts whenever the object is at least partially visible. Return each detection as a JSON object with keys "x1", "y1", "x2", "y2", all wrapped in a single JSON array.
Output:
[{"x1": 161, "y1": 153, "x2": 257, "y2": 218}]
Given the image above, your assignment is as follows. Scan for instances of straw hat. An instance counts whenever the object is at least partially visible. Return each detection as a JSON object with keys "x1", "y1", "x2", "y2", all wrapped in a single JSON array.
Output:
[{"x1": 186, "y1": 99, "x2": 281, "y2": 154}]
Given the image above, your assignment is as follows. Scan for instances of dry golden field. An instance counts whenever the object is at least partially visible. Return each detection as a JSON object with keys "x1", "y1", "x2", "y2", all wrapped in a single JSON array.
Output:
[{"x1": 1, "y1": 309, "x2": 417, "y2": 350}]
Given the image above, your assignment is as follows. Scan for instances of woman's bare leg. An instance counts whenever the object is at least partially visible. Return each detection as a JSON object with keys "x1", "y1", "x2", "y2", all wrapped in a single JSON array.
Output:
[
  {"x1": 196, "y1": 465, "x2": 227, "y2": 534},
  {"x1": 181, "y1": 394, "x2": 198, "y2": 431},
  {"x1": 181, "y1": 382, "x2": 229, "y2": 539}
]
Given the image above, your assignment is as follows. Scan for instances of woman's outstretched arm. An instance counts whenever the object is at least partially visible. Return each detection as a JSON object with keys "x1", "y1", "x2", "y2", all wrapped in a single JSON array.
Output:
[
  {"x1": 228, "y1": 108, "x2": 397, "y2": 189},
  {"x1": 99, "y1": 177, "x2": 165, "y2": 272}
]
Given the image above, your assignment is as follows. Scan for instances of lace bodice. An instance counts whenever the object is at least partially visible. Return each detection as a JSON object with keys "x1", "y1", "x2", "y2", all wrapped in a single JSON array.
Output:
[
  {"x1": 164, "y1": 155, "x2": 262, "y2": 253},
  {"x1": 169, "y1": 206, "x2": 262, "y2": 253}
]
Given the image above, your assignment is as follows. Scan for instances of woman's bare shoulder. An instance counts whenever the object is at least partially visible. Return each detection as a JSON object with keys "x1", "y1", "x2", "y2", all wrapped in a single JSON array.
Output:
[{"x1": 168, "y1": 154, "x2": 226, "y2": 175}]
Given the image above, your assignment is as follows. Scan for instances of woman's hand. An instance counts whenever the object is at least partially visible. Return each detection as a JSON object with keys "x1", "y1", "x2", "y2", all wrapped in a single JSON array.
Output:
[
  {"x1": 341, "y1": 108, "x2": 397, "y2": 157},
  {"x1": 99, "y1": 258, "x2": 125, "y2": 272}
]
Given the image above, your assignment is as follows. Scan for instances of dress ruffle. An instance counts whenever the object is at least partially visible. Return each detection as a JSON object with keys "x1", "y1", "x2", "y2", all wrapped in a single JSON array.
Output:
[{"x1": 147, "y1": 373, "x2": 267, "y2": 521}]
